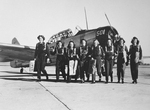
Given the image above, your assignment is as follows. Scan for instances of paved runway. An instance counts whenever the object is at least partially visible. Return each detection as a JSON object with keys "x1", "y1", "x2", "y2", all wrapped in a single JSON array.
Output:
[{"x1": 0, "y1": 62, "x2": 150, "y2": 110}]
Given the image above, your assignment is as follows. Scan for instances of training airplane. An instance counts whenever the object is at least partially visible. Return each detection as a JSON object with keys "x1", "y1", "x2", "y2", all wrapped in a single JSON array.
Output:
[
  {"x1": 0, "y1": 25, "x2": 119, "y2": 73},
  {"x1": 48, "y1": 26, "x2": 119, "y2": 63},
  {"x1": 0, "y1": 38, "x2": 35, "y2": 73}
]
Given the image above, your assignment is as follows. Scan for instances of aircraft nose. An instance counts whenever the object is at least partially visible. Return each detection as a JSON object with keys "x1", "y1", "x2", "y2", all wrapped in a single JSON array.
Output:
[{"x1": 96, "y1": 35, "x2": 107, "y2": 48}]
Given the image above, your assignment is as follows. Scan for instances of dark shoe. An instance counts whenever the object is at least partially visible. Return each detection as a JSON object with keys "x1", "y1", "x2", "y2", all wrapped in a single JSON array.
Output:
[
  {"x1": 110, "y1": 75, "x2": 113, "y2": 82},
  {"x1": 67, "y1": 76, "x2": 71, "y2": 83},
  {"x1": 92, "y1": 73, "x2": 96, "y2": 83},
  {"x1": 99, "y1": 78, "x2": 101, "y2": 82},
  {"x1": 135, "y1": 80, "x2": 137, "y2": 84},
  {"x1": 37, "y1": 79, "x2": 41, "y2": 82},
  {"x1": 67, "y1": 77, "x2": 71, "y2": 83},
  {"x1": 117, "y1": 80, "x2": 120, "y2": 83},
  {"x1": 122, "y1": 80, "x2": 124, "y2": 84},
  {"x1": 63, "y1": 76, "x2": 66, "y2": 81},
  {"x1": 92, "y1": 81, "x2": 95, "y2": 84},
  {"x1": 105, "y1": 80, "x2": 108, "y2": 84},
  {"x1": 111, "y1": 78, "x2": 113, "y2": 82},
  {"x1": 37, "y1": 76, "x2": 41, "y2": 80},
  {"x1": 37, "y1": 76, "x2": 41, "y2": 82},
  {"x1": 56, "y1": 76, "x2": 59, "y2": 82},
  {"x1": 132, "y1": 81, "x2": 135, "y2": 84},
  {"x1": 86, "y1": 78, "x2": 89, "y2": 82}
]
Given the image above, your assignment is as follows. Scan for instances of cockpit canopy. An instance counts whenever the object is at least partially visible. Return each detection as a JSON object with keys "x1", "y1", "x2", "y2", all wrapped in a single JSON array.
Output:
[{"x1": 49, "y1": 29, "x2": 73, "y2": 44}]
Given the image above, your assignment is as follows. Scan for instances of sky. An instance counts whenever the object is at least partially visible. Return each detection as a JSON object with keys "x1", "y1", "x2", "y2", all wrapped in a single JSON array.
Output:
[{"x1": 0, "y1": 0, "x2": 150, "y2": 56}]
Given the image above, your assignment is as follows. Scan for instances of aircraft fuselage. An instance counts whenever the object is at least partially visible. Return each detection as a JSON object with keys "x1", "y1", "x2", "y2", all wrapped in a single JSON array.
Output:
[{"x1": 49, "y1": 26, "x2": 118, "y2": 64}]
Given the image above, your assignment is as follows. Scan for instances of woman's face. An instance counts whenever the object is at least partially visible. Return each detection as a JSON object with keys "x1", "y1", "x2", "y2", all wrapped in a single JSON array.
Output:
[
  {"x1": 58, "y1": 42, "x2": 62, "y2": 48},
  {"x1": 133, "y1": 39, "x2": 137, "y2": 45},
  {"x1": 107, "y1": 40, "x2": 111, "y2": 46},
  {"x1": 70, "y1": 42, "x2": 74, "y2": 48},
  {"x1": 81, "y1": 40, "x2": 86, "y2": 46},
  {"x1": 94, "y1": 40, "x2": 99, "y2": 46},
  {"x1": 39, "y1": 37, "x2": 44, "y2": 43},
  {"x1": 120, "y1": 40, "x2": 124, "y2": 46}
]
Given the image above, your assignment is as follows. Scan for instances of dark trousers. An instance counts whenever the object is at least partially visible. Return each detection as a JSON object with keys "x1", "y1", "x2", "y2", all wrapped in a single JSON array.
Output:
[
  {"x1": 80, "y1": 60, "x2": 89, "y2": 81},
  {"x1": 105, "y1": 59, "x2": 113, "y2": 82},
  {"x1": 95, "y1": 56, "x2": 102, "y2": 79},
  {"x1": 117, "y1": 58, "x2": 126, "y2": 82},
  {"x1": 36, "y1": 55, "x2": 48, "y2": 79},
  {"x1": 130, "y1": 60, "x2": 139, "y2": 81},
  {"x1": 56, "y1": 55, "x2": 66, "y2": 81}
]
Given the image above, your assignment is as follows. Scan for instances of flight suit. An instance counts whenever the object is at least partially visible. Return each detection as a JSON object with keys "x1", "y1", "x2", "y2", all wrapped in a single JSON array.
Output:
[
  {"x1": 117, "y1": 45, "x2": 128, "y2": 83},
  {"x1": 46, "y1": 42, "x2": 52, "y2": 63},
  {"x1": 105, "y1": 45, "x2": 114, "y2": 83},
  {"x1": 129, "y1": 45, "x2": 142, "y2": 83},
  {"x1": 91, "y1": 45, "x2": 104, "y2": 82},
  {"x1": 66, "y1": 47, "x2": 78, "y2": 82},
  {"x1": 34, "y1": 42, "x2": 48, "y2": 80},
  {"x1": 52, "y1": 47, "x2": 66, "y2": 81},
  {"x1": 79, "y1": 46, "x2": 89, "y2": 82}
]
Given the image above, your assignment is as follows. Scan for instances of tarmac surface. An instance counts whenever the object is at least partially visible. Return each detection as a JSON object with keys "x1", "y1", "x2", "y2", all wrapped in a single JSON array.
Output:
[{"x1": 0, "y1": 62, "x2": 150, "y2": 110}]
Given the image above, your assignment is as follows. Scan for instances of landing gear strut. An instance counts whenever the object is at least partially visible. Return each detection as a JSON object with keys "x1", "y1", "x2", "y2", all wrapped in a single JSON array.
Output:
[{"x1": 20, "y1": 68, "x2": 23, "y2": 73}]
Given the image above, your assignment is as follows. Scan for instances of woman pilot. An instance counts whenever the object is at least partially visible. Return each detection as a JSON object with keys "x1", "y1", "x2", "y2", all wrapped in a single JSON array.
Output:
[
  {"x1": 79, "y1": 39, "x2": 90, "y2": 83},
  {"x1": 128, "y1": 37, "x2": 142, "y2": 84},
  {"x1": 51, "y1": 41, "x2": 66, "y2": 81},
  {"x1": 116, "y1": 38, "x2": 129, "y2": 83},
  {"x1": 66, "y1": 41, "x2": 78, "y2": 82},
  {"x1": 91, "y1": 39, "x2": 104, "y2": 83},
  {"x1": 105, "y1": 38, "x2": 114, "y2": 83},
  {"x1": 34, "y1": 35, "x2": 48, "y2": 81}
]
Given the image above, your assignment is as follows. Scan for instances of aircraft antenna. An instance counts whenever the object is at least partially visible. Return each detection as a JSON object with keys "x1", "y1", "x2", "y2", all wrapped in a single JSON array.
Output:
[
  {"x1": 105, "y1": 13, "x2": 117, "y2": 35},
  {"x1": 84, "y1": 7, "x2": 89, "y2": 30},
  {"x1": 105, "y1": 13, "x2": 112, "y2": 27}
]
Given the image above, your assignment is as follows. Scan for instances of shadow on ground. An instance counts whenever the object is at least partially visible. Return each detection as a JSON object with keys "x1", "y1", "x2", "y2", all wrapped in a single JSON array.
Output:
[{"x1": 0, "y1": 71, "x2": 56, "y2": 77}]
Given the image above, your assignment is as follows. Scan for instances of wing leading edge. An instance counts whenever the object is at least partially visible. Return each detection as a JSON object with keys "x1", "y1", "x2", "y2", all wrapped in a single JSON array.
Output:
[{"x1": 0, "y1": 42, "x2": 35, "y2": 62}]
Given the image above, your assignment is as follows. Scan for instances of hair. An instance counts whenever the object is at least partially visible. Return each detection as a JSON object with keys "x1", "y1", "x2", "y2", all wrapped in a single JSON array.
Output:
[
  {"x1": 131, "y1": 37, "x2": 139, "y2": 45},
  {"x1": 119, "y1": 38, "x2": 125, "y2": 43},
  {"x1": 37, "y1": 35, "x2": 45, "y2": 41},
  {"x1": 56, "y1": 40, "x2": 62, "y2": 44},
  {"x1": 80, "y1": 39, "x2": 87, "y2": 46},
  {"x1": 56, "y1": 40, "x2": 64, "y2": 47},
  {"x1": 67, "y1": 41, "x2": 75, "y2": 49}
]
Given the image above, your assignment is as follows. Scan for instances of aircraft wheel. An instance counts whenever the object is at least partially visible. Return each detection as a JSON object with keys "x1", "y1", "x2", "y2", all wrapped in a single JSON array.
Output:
[{"x1": 20, "y1": 68, "x2": 23, "y2": 73}]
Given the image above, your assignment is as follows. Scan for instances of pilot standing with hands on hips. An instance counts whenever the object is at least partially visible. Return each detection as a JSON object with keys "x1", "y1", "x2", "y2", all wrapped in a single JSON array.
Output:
[{"x1": 34, "y1": 35, "x2": 49, "y2": 81}]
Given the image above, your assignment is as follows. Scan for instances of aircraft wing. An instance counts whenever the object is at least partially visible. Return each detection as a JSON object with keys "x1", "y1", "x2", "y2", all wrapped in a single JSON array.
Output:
[{"x1": 0, "y1": 43, "x2": 35, "y2": 62}]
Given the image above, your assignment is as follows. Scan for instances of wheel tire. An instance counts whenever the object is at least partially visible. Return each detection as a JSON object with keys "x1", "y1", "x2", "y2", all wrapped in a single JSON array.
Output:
[{"x1": 20, "y1": 68, "x2": 23, "y2": 73}]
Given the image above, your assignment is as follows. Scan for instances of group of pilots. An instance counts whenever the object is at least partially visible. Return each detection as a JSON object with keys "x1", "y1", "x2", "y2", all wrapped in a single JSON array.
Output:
[{"x1": 34, "y1": 34, "x2": 142, "y2": 84}]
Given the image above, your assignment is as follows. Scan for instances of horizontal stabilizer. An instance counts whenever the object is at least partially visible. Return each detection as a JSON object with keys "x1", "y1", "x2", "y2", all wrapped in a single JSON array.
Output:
[{"x1": 12, "y1": 37, "x2": 20, "y2": 45}]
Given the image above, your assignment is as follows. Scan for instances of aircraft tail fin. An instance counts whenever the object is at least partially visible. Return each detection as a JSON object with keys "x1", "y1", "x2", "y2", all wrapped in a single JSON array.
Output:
[{"x1": 12, "y1": 37, "x2": 20, "y2": 45}]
